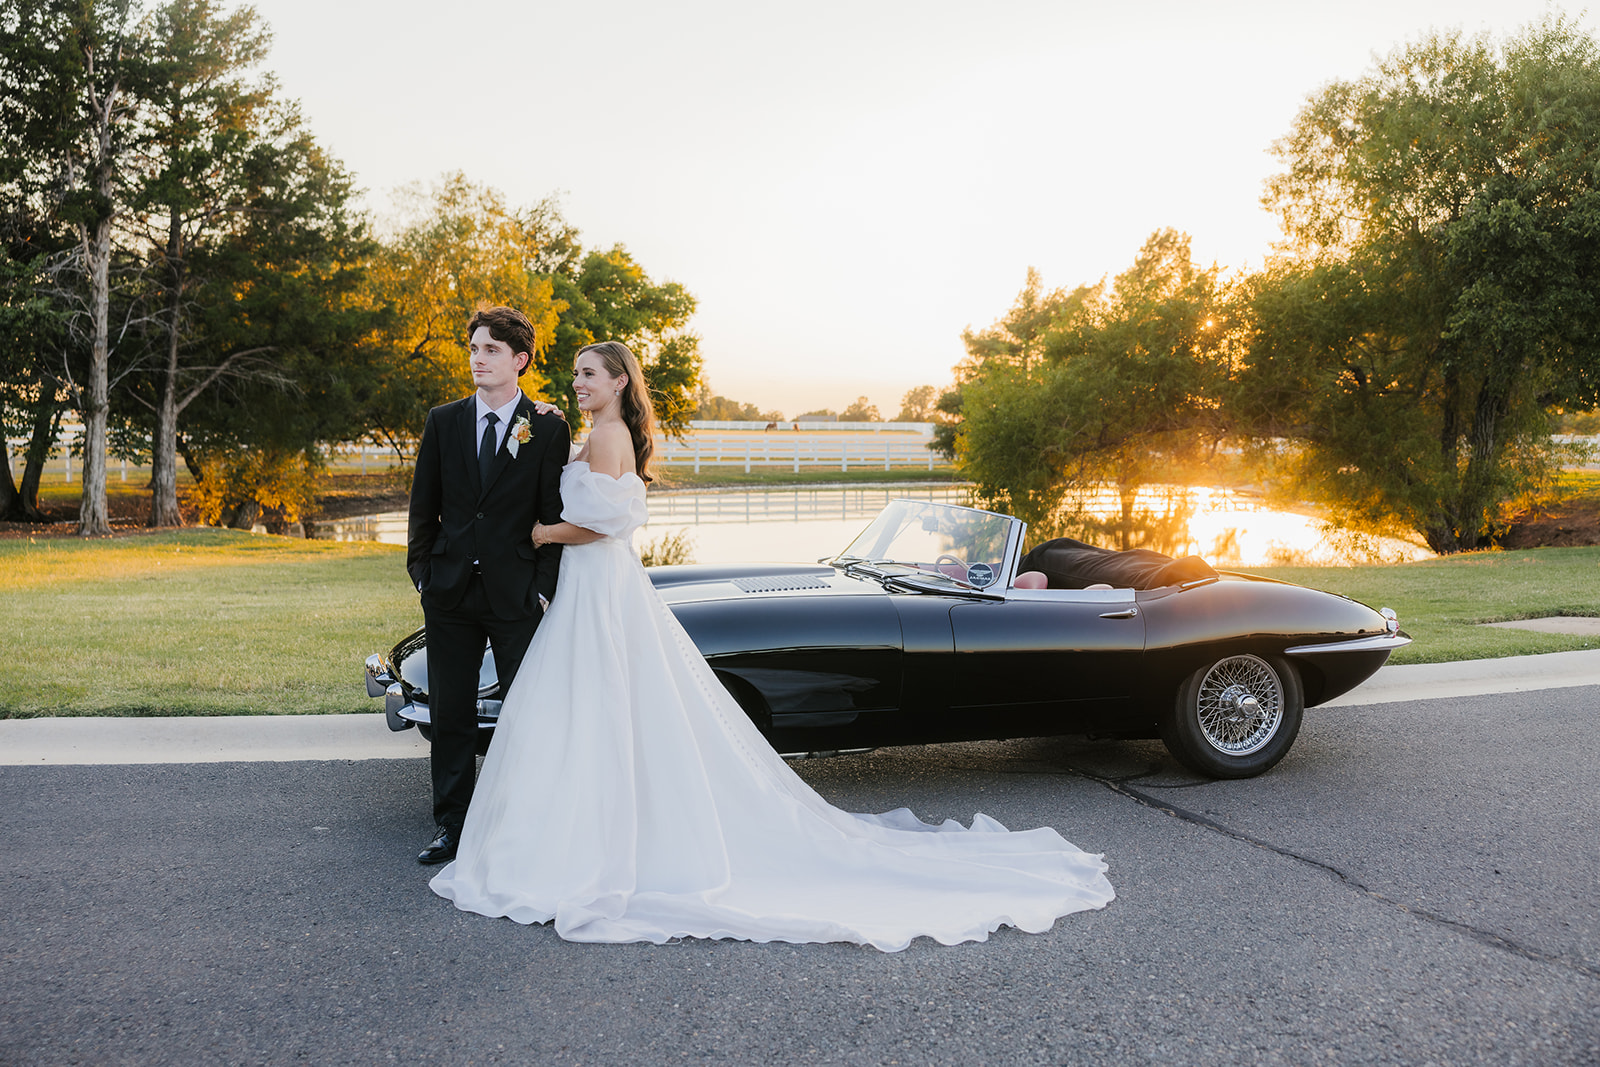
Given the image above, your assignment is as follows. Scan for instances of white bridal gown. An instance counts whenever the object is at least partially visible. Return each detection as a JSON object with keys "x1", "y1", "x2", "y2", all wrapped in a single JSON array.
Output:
[{"x1": 430, "y1": 462, "x2": 1114, "y2": 950}]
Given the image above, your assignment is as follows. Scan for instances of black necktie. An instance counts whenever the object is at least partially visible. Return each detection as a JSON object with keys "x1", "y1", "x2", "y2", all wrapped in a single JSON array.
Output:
[{"x1": 479, "y1": 412, "x2": 499, "y2": 486}]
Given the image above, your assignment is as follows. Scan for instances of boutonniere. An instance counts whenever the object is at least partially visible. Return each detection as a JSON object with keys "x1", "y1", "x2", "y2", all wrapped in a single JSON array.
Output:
[{"x1": 506, "y1": 414, "x2": 532, "y2": 458}]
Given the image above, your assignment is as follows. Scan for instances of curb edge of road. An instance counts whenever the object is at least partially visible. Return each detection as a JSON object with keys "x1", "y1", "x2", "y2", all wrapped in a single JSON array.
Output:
[{"x1": 4, "y1": 649, "x2": 1598, "y2": 766}]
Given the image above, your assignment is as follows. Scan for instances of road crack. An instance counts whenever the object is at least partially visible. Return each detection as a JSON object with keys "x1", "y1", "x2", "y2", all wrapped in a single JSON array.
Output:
[{"x1": 1074, "y1": 765, "x2": 1600, "y2": 984}]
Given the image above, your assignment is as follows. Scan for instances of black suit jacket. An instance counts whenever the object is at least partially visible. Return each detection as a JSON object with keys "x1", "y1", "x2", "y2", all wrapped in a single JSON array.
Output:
[{"x1": 407, "y1": 394, "x2": 569, "y2": 619}]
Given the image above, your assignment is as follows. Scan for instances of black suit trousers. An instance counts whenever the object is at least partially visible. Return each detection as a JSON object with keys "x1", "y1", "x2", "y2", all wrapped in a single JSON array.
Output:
[{"x1": 423, "y1": 574, "x2": 542, "y2": 832}]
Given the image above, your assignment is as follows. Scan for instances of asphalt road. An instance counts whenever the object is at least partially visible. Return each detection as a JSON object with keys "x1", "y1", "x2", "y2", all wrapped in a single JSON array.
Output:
[{"x1": 3, "y1": 687, "x2": 1597, "y2": 1066}]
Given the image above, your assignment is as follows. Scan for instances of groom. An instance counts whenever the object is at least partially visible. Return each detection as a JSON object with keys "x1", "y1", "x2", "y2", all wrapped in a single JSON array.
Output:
[{"x1": 406, "y1": 305, "x2": 570, "y2": 864}]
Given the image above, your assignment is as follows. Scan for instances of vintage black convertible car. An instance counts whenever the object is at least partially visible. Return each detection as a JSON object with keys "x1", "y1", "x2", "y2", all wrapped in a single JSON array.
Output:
[{"x1": 366, "y1": 499, "x2": 1409, "y2": 778}]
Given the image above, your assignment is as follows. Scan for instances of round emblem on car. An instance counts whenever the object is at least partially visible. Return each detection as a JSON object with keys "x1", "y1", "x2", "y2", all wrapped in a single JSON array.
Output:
[{"x1": 966, "y1": 562, "x2": 995, "y2": 587}]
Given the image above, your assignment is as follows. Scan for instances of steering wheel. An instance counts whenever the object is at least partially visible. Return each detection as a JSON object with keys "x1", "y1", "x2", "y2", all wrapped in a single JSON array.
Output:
[{"x1": 934, "y1": 553, "x2": 969, "y2": 572}]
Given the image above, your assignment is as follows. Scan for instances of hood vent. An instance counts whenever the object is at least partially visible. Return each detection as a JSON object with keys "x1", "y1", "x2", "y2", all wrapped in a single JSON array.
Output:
[{"x1": 732, "y1": 575, "x2": 832, "y2": 594}]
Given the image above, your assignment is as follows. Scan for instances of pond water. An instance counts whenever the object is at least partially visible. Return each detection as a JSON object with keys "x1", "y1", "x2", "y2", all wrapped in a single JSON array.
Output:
[{"x1": 313, "y1": 482, "x2": 1431, "y2": 568}]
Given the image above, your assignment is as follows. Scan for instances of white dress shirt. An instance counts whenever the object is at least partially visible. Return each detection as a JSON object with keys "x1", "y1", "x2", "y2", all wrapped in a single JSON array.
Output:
[{"x1": 475, "y1": 392, "x2": 522, "y2": 457}]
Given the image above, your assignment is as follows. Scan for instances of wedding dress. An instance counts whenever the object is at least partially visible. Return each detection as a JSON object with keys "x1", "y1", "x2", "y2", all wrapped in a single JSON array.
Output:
[{"x1": 430, "y1": 462, "x2": 1114, "y2": 950}]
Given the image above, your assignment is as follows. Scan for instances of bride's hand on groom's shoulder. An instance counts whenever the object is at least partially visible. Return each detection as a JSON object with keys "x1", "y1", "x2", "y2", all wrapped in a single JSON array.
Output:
[{"x1": 531, "y1": 400, "x2": 565, "y2": 419}]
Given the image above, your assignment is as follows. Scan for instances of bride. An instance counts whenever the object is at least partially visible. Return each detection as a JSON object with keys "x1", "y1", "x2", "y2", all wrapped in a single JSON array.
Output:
[{"x1": 428, "y1": 341, "x2": 1114, "y2": 950}]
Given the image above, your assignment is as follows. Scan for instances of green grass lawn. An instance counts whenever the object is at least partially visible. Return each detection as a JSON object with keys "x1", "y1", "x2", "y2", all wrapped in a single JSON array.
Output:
[
  {"x1": 33, "y1": 472, "x2": 176, "y2": 520},
  {"x1": 1557, "y1": 467, "x2": 1600, "y2": 495},
  {"x1": 1, "y1": 530, "x2": 420, "y2": 718},
  {"x1": 1252, "y1": 545, "x2": 1600, "y2": 663},
  {"x1": 2, "y1": 531, "x2": 1597, "y2": 717}
]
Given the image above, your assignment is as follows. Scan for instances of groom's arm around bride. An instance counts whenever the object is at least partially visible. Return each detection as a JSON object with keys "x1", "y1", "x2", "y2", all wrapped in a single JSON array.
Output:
[{"x1": 406, "y1": 305, "x2": 570, "y2": 864}]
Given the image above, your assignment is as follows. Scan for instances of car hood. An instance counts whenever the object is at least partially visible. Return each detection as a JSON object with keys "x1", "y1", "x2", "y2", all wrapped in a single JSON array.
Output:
[{"x1": 647, "y1": 562, "x2": 885, "y2": 605}]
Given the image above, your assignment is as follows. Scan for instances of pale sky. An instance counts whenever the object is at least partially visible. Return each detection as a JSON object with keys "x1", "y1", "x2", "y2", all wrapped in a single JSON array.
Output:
[{"x1": 247, "y1": 0, "x2": 1580, "y2": 417}]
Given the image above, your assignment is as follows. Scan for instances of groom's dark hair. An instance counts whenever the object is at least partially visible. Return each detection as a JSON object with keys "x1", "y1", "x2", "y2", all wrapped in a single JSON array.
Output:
[{"x1": 468, "y1": 306, "x2": 536, "y2": 376}]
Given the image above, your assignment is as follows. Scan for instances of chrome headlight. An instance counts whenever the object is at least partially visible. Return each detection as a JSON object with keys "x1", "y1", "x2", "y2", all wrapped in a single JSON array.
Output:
[{"x1": 365, "y1": 653, "x2": 394, "y2": 697}]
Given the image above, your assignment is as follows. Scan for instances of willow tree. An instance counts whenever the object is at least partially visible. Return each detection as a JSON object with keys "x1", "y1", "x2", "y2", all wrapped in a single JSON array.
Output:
[{"x1": 1237, "y1": 16, "x2": 1600, "y2": 552}]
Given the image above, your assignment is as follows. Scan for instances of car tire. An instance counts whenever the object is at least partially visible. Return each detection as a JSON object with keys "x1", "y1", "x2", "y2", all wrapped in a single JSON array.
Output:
[
  {"x1": 1160, "y1": 653, "x2": 1303, "y2": 779},
  {"x1": 416, "y1": 723, "x2": 433, "y2": 743}
]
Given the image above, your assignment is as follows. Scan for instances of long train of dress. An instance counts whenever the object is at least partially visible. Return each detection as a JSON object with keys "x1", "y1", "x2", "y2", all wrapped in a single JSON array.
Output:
[{"x1": 430, "y1": 462, "x2": 1114, "y2": 950}]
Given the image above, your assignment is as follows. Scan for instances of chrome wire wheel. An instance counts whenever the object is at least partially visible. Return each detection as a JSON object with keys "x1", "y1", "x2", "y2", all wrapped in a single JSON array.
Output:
[{"x1": 1194, "y1": 654, "x2": 1283, "y2": 756}]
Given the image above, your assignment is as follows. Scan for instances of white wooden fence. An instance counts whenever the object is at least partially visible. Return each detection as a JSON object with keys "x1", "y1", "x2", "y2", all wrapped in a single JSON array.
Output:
[
  {"x1": 689, "y1": 420, "x2": 936, "y2": 434},
  {"x1": 7, "y1": 433, "x2": 948, "y2": 479},
  {"x1": 655, "y1": 434, "x2": 941, "y2": 472}
]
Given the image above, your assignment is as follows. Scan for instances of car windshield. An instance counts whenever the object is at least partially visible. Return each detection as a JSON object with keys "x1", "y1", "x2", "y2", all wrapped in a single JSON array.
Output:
[{"x1": 832, "y1": 500, "x2": 1015, "y2": 590}]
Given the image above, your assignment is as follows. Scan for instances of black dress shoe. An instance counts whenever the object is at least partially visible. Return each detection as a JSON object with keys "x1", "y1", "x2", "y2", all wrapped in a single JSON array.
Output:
[{"x1": 418, "y1": 827, "x2": 460, "y2": 865}]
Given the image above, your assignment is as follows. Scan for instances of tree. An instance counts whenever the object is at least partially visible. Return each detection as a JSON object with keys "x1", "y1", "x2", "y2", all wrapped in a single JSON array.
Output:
[
  {"x1": 0, "y1": 0, "x2": 153, "y2": 535},
  {"x1": 365, "y1": 178, "x2": 704, "y2": 445},
  {"x1": 363, "y1": 175, "x2": 565, "y2": 455},
  {"x1": 955, "y1": 231, "x2": 1230, "y2": 546},
  {"x1": 959, "y1": 267, "x2": 1083, "y2": 374},
  {"x1": 840, "y1": 396, "x2": 880, "y2": 422},
  {"x1": 941, "y1": 267, "x2": 1103, "y2": 483},
  {"x1": 693, "y1": 383, "x2": 780, "y2": 421},
  {"x1": 124, "y1": 0, "x2": 286, "y2": 526},
  {"x1": 166, "y1": 138, "x2": 381, "y2": 531},
  {"x1": 929, "y1": 386, "x2": 961, "y2": 460},
  {"x1": 543, "y1": 244, "x2": 702, "y2": 436},
  {"x1": 1239, "y1": 17, "x2": 1600, "y2": 552},
  {"x1": 1561, "y1": 407, "x2": 1600, "y2": 434},
  {"x1": 0, "y1": 250, "x2": 69, "y2": 520},
  {"x1": 893, "y1": 385, "x2": 936, "y2": 422}
]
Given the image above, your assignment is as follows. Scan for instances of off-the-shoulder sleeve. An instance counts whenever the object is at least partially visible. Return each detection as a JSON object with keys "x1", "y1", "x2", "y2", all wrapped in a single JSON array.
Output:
[{"x1": 561, "y1": 468, "x2": 649, "y2": 540}]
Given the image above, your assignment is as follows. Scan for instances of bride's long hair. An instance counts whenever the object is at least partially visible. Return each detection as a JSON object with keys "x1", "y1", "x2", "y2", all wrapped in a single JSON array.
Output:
[{"x1": 579, "y1": 340, "x2": 656, "y2": 483}]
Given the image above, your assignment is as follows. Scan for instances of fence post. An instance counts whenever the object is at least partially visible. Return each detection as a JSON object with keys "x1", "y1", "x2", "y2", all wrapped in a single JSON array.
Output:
[
  {"x1": 841, "y1": 440, "x2": 849, "y2": 472},
  {"x1": 793, "y1": 438, "x2": 799, "y2": 473},
  {"x1": 694, "y1": 440, "x2": 701, "y2": 474},
  {"x1": 744, "y1": 440, "x2": 751, "y2": 474}
]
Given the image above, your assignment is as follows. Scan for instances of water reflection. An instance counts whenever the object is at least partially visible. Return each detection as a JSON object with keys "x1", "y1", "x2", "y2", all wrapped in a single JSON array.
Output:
[
  {"x1": 311, "y1": 482, "x2": 1430, "y2": 567},
  {"x1": 313, "y1": 510, "x2": 411, "y2": 545},
  {"x1": 1057, "y1": 485, "x2": 1430, "y2": 567}
]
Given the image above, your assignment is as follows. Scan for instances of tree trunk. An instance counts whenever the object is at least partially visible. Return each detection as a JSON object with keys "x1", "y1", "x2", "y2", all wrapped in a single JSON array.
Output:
[
  {"x1": 1421, "y1": 522, "x2": 1460, "y2": 555},
  {"x1": 1, "y1": 394, "x2": 56, "y2": 521},
  {"x1": 0, "y1": 441, "x2": 21, "y2": 521},
  {"x1": 10, "y1": 400, "x2": 61, "y2": 521},
  {"x1": 148, "y1": 384, "x2": 182, "y2": 525},
  {"x1": 76, "y1": 213, "x2": 113, "y2": 537},
  {"x1": 179, "y1": 436, "x2": 204, "y2": 482},
  {"x1": 149, "y1": 208, "x2": 184, "y2": 527},
  {"x1": 1438, "y1": 362, "x2": 1461, "y2": 473},
  {"x1": 226, "y1": 500, "x2": 260, "y2": 529},
  {"x1": 1456, "y1": 376, "x2": 1513, "y2": 552},
  {"x1": 1116, "y1": 485, "x2": 1137, "y2": 552},
  {"x1": 1421, "y1": 360, "x2": 1471, "y2": 554}
]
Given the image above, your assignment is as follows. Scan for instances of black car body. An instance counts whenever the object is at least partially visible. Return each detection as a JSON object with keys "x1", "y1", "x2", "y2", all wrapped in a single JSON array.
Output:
[{"x1": 366, "y1": 500, "x2": 1409, "y2": 778}]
